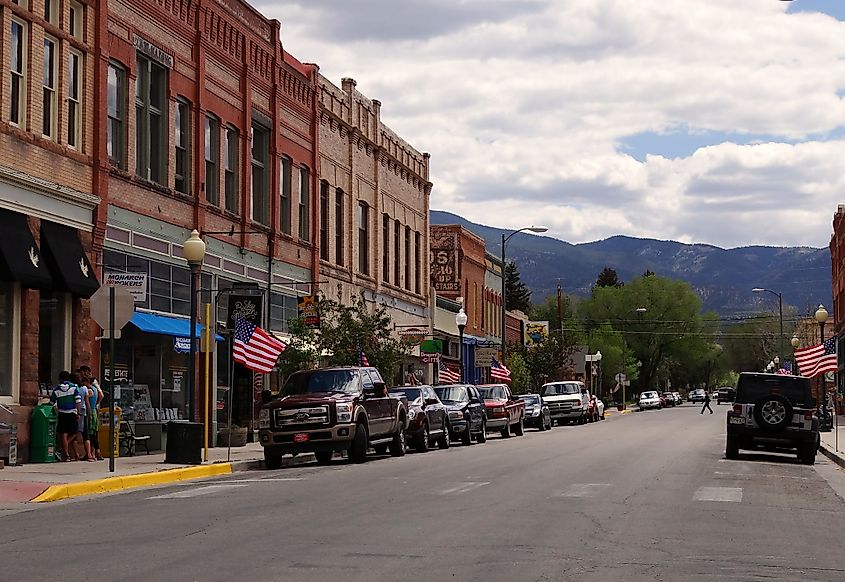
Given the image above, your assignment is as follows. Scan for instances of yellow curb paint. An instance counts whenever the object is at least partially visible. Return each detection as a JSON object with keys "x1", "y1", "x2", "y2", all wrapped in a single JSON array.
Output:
[{"x1": 31, "y1": 463, "x2": 233, "y2": 503}]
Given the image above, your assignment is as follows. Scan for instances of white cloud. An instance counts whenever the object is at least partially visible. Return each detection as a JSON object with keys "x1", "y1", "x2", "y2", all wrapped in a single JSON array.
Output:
[{"x1": 258, "y1": 0, "x2": 845, "y2": 248}]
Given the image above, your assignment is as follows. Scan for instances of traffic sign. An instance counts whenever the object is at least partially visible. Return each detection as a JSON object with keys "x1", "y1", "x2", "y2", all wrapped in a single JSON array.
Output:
[{"x1": 90, "y1": 285, "x2": 135, "y2": 331}]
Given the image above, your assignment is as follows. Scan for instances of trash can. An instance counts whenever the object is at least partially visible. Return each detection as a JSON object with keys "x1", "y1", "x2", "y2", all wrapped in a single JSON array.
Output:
[
  {"x1": 29, "y1": 404, "x2": 57, "y2": 463},
  {"x1": 98, "y1": 406, "x2": 121, "y2": 458},
  {"x1": 165, "y1": 421, "x2": 202, "y2": 465}
]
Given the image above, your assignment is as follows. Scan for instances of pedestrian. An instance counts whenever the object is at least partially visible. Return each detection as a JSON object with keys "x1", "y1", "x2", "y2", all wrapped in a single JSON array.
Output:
[
  {"x1": 79, "y1": 366, "x2": 104, "y2": 460},
  {"x1": 405, "y1": 365, "x2": 419, "y2": 386},
  {"x1": 50, "y1": 371, "x2": 82, "y2": 461},
  {"x1": 70, "y1": 372, "x2": 95, "y2": 461},
  {"x1": 700, "y1": 389, "x2": 713, "y2": 415}
]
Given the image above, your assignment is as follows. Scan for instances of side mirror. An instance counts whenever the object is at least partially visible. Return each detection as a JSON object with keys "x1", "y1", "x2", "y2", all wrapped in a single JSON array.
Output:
[
  {"x1": 261, "y1": 389, "x2": 273, "y2": 404},
  {"x1": 469, "y1": 396, "x2": 480, "y2": 404}
]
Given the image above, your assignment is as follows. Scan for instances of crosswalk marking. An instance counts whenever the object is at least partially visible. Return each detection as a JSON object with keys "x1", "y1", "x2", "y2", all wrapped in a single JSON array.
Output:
[
  {"x1": 693, "y1": 486, "x2": 743, "y2": 502},
  {"x1": 438, "y1": 482, "x2": 490, "y2": 495},
  {"x1": 147, "y1": 484, "x2": 248, "y2": 500},
  {"x1": 558, "y1": 483, "x2": 611, "y2": 498}
]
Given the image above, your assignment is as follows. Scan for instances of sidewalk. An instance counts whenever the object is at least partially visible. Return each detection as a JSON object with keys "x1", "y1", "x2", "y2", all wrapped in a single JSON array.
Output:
[
  {"x1": 819, "y1": 415, "x2": 845, "y2": 469},
  {"x1": 0, "y1": 443, "x2": 310, "y2": 504}
]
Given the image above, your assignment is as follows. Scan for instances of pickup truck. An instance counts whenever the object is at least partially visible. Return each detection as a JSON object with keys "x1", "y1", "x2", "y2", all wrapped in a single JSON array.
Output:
[
  {"x1": 477, "y1": 383, "x2": 525, "y2": 437},
  {"x1": 258, "y1": 366, "x2": 408, "y2": 467},
  {"x1": 540, "y1": 380, "x2": 589, "y2": 425}
]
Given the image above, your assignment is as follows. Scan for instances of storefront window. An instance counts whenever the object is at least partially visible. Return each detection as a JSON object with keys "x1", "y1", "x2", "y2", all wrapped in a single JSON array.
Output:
[
  {"x1": 39, "y1": 290, "x2": 70, "y2": 387},
  {"x1": 269, "y1": 292, "x2": 298, "y2": 332},
  {"x1": 0, "y1": 283, "x2": 14, "y2": 397}
]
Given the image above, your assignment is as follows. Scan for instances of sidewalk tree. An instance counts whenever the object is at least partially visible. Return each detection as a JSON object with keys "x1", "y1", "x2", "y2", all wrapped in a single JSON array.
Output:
[
  {"x1": 505, "y1": 261, "x2": 532, "y2": 313},
  {"x1": 505, "y1": 352, "x2": 532, "y2": 394}
]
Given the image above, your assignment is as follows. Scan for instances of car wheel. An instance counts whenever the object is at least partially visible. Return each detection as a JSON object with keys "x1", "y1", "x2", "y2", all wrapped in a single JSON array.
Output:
[
  {"x1": 264, "y1": 452, "x2": 282, "y2": 470},
  {"x1": 476, "y1": 420, "x2": 487, "y2": 443},
  {"x1": 725, "y1": 436, "x2": 739, "y2": 460},
  {"x1": 514, "y1": 418, "x2": 524, "y2": 436},
  {"x1": 416, "y1": 423, "x2": 430, "y2": 452},
  {"x1": 461, "y1": 425, "x2": 472, "y2": 445},
  {"x1": 314, "y1": 451, "x2": 333, "y2": 465},
  {"x1": 389, "y1": 419, "x2": 406, "y2": 457},
  {"x1": 438, "y1": 422, "x2": 451, "y2": 449},
  {"x1": 501, "y1": 420, "x2": 511, "y2": 438},
  {"x1": 348, "y1": 423, "x2": 369, "y2": 464}
]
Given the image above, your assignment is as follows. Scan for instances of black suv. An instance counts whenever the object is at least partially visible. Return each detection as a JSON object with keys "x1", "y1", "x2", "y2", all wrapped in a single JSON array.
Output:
[{"x1": 725, "y1": 373, "x2": 819, "y2": 464}]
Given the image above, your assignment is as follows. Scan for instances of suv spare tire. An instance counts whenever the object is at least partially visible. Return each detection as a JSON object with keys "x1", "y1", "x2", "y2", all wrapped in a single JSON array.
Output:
[{"x1": 752, "y1": 394, "x2": 792, "y2": 432}]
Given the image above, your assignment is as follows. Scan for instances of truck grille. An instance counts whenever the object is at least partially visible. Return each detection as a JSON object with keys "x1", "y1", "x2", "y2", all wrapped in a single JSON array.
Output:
[
  {"x1": 547, "y1": 401, "x2": 574, "y2": 414},
  {"x1": 275, "y1": 406, "x2": 330, "y2": 427}
]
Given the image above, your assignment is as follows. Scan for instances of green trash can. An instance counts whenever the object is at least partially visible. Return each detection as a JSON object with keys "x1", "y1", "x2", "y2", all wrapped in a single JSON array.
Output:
[{"x1": 30, "y1": 404, "x2": 58, "y2": 463}]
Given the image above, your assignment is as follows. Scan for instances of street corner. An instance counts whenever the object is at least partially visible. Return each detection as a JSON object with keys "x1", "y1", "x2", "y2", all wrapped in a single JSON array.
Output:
[
  {"x1": 31, "y1": 463, "x2": 233, "y2": 503},
  {"x1": 0, "y1": 480, "x2": 52, "y2": 504}
]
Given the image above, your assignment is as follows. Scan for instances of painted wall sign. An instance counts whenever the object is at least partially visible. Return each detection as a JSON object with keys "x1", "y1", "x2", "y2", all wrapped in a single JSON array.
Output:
[
  {"x1": 103, "y1": 272, "x2": 147, "y2": 301},
  {"x1": 430, "y1": 230, "x2": 461, "y2": 295}
]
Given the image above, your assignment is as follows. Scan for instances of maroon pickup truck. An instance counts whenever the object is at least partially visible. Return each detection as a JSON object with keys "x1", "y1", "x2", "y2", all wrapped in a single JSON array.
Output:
[
  {"x1": 259, "y1": 367, "x2": 408, "y2": 467},
  {"x1": 477, "y1": 383, "x2": 525, "y2": 438}
]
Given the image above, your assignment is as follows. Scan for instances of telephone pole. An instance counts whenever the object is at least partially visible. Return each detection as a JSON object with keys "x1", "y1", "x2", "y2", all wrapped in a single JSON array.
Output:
[{"x1": 556, "y1": 280, "x2": 563, "y2": 332}]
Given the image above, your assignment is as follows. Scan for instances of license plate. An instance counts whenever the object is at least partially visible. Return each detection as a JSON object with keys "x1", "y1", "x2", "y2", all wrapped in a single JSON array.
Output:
[
  {"x1": 729, "y1": 417, "x2": 744, "y2": 425},
  {"x1": 293, "y1": 433, "x2": 309, "y2": 443}
]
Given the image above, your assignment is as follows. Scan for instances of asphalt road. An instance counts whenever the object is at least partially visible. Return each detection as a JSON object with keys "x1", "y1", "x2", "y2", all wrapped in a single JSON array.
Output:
[{"x1": 4, "y1": 404, "x2": 845, "y2": 582}]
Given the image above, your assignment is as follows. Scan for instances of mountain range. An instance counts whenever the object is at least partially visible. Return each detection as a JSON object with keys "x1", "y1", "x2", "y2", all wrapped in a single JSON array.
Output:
[{"x1": 430, "y1": 210, "x2": 832, "y2": 317}]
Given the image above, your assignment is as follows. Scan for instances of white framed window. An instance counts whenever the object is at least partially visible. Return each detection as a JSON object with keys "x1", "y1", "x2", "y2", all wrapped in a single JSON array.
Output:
[
  {"x1": 205, "y1": 114, "x2": 219, "y2": 205},
  {"x1": 69, "y1": 1, "x2": 84, "y2": 40},
  {"x1": 174, "y1": 99, "x2": 191, "y2": 194},
  {"x1": 67, "y1": 50, "x2": 82, "y2": 149},
  {"x1": 299, "y1": 166, "x2": 310, "y2": 240},
  {"x1": 42, "y1": 37, "x2": 58, "y2": 139},
  {"x1": 9, "y1": 19, "x2": 27, "y2": 126},
  {"x1": 224, "y1": 125, "x2": 238, "y2": 213},
  {"x1": 107, "y1": 61, "x2": 126, "y2": 168},
  {"x1": 251, "y1": 121, "x2": 269, "y2": 225},
  {"x1": 44, "y1": 0, "x2": 59, "y2": 26},
  {"x1": 136, "y1": 54, "x2": 168, "y2": 184}
]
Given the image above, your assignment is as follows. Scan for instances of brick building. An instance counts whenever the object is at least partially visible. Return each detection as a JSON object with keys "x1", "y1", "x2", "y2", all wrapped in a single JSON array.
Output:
[{"x1": 0, "y1": 0, "x2": 99, "y2": 461}]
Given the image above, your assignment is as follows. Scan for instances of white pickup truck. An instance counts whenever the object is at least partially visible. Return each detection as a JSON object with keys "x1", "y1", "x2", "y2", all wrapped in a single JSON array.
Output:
[{"x1": 540, "y1": 380, "x2": 590, "y2": 426}]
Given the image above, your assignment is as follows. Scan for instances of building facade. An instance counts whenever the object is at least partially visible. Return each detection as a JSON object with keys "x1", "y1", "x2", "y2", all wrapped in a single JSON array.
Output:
[{"x1": 0, "y1": 0, "x2": 99, "y2": 461}]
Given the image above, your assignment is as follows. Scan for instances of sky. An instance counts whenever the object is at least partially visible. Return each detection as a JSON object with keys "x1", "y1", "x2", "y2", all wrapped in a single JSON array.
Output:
[{"x1": 256, "y1": 0, "x2": 845, "y2": 249}]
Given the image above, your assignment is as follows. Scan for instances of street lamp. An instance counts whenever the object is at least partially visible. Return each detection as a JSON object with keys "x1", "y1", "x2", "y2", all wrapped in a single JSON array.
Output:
[
  {"x1": 500, "y1": 226, "x2": 548, "y2": 364},
  {"x1": 752, "y1": 287, "x2": 784, "y2": 365},
  {"x1": 456, "y1": 307, "x2": 468, "y2": 383},
  {"x1": 791, "y1": 334, "x2": 800, "y2": 375},
  {"x1": 183, "y1": 229, "x2": 206, "y2": 422},
  {"x1": 816, "y1": 304, "x2": 828, "y2": 410}
]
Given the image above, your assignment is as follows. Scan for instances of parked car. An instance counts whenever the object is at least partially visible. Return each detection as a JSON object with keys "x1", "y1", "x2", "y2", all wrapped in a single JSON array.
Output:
[
  {"x1": 517, "y1": 393, "x2": 551, "y2": 431},
  {"x1": 661, "y1": 392, "x2": 676, "y2": 407},
  {"x1": 726, "y1": 372, "x2": 819, "y2": 464},
  {"x1": 539, "y1": 380, "x2": 589, "y2": 425},
  {"x1": 434, "y1": 384, "x2": 487, "y2": 445},
  {"x1": 717, "y1": 387, "x2": 736, "y2": 404},
  {"x1": 259, "y1": 367, "x2": 408, "y2": 467},
  {"x1": 587, "y1": 394, "x2": 605, "y2": 422},
  {"x1": 671, "y1": 392, "x2": 683, "y2": 405},
  {"x1": 689, "y1": 389, "x2": 706, "y2": 403},
  {"x1": 638, "y1": 391, "x2": 662, "y2": 410},
  {"x1": 477, "y1": 384, "x2": 526, "y2": 437},
  {"x1": 389, "y1": 385, "x2": 450, "y2": 452}
]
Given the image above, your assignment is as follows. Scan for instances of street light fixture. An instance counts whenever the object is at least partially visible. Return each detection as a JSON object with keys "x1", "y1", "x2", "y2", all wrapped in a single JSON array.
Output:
[
  {"x1": 815, "y1": 304, "x2": 829, "y2": 410},
  {"x1": 183, "y1": 229, "x2": 206, "y2": 423},
  {"x1": 455, "y1": 307, "x2": 468, "y2": 383},
  {"x1": 752, "y1": 287, "x2": 784, "y2": 365},
  {"x1": 500, "y1": 226, "x2": 548, "y2": 364}
]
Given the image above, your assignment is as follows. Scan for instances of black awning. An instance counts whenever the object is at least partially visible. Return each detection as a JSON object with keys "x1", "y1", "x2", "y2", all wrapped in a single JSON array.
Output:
[
  {"x1": 40, "y1": 221, "x2": 99, "y2": 298},
  {"x1": 0, "y1": 208, "x2": 54, "y2": 289}
]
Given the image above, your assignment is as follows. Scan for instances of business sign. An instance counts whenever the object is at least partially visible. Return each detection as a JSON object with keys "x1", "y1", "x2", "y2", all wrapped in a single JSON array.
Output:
[
  {"x1": 524, "y1": 321, "x2": 549, "y2": 347},
  {"x1": 429, "y1": 229, "x2": 461, "y2": 295},
  {"x1": 173, "y1": 336, "x2": 192, "y2": 354},
  {"x1": 297, "y1": 295, "x2": 320, "y2": 329},
  {"x1": 399, "y1": 327, "x2": 426, "y2": 346},
  {"x1": 420, "y1": 352, "x2": 440, "y2": 364},
  {"x1": 420, "y1": 339, "x2": 443, "y2": 354},
  {"x1": 227, "y1": 294, "x2": 262, "y2": 329},
  {"x1": 103, "y1": 273, "x2": 147, "y2": 301},
  {"x1": 474, "y1": 347, "x2": 498, "y2": 368}
]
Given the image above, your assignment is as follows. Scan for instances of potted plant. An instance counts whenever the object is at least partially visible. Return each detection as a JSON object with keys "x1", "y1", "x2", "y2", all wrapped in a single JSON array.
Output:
[{"x1": 218, "y1": 424, "x2": 248, "y2": 447}]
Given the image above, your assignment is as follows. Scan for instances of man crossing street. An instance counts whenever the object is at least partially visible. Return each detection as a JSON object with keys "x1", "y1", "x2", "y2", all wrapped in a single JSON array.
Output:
[{"x1": 700, "y1": 390, "x2": 713, "y2": 414}]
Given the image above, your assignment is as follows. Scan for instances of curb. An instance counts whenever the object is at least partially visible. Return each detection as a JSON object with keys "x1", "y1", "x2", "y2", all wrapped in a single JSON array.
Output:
[
  {"x1": 31, "y1": 463, "x2": 233, "y2": 503},
  {"x1": 819, "y1": 442, "x2": 845, "y2": 470}
]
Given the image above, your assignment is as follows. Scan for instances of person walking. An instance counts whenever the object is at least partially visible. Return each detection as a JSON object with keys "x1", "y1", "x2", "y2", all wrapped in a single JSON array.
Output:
[
  {"x1": 700, "y1": 389, "x2": 713, "y2": 414},
  {"x1": 50, "y1": 371, "x2": 82, "y2": 461},
  {"x1": 79, "y1": 367, "x2": 104, "y2": 460}
]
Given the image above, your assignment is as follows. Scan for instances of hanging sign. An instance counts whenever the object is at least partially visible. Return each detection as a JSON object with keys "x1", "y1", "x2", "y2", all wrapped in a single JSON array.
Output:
[
  {"x1": 524, "y1": 321, "x2": 549, "y2": 347},
  {"x1": 420, "y1": 353, "x2": 440, "y2": 364},
  {"x1": 173, "y1": 336, "x2": 192, "y2": 354},
  {"x1": 399, "y1": 327, "x2": 426, "y2": 346},
  {"x1": 227, "y1": 295, "x2": 262, "y2": 329},
  {"x1": 420, "y1": 339, "x2": 443, "y2": 354},
  {"x1": 297, "y1": 295, "x2": 320, "y2": 329}
]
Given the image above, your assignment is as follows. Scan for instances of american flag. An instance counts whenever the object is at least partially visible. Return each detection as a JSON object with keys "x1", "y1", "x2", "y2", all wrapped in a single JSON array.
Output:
[
  {"x1": 357, "y1": 345, "x2": 369, "y2": 366},
  {"x1": 438, "y1": 360, "x2": 461, "y2": 383},
  {"x1": 233, "y1": 316, "x2": 286, "y2": 374},
  {"x1": 795, "y1": 338, "x2": 837, "y2": 378},
  {"x1": 490, "y1": 357, "x2": 512, "y2": 382},
  {"x1": 776, "y1": 361, "x2": 793, "y2": 375}
]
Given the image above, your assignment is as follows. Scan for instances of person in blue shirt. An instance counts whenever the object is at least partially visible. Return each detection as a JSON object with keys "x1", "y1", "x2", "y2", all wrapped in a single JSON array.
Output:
[{"x1": 50, "y1": 371, "x2": 82, "y2": 461}]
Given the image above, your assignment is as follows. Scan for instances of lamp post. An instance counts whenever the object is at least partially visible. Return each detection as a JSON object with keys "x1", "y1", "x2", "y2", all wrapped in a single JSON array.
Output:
[
  {"x1": 183, "y1": 229, "x2": 206, "y2": 422},
  {"x1": 816, "y1": 304, "x2": 828, "y2": 412},
  {"x1": 456, "y1": 308, "x2": 468, "y2": 383},
  {"x1": 752, "y1": 287, "x2": 784, "y2": 365},
  {"x1": 791, "y1": 334, "x2": 800, "y2": 375},
  {"x1": 500, "y1": 226, "x2": 548, "y2": 364}
]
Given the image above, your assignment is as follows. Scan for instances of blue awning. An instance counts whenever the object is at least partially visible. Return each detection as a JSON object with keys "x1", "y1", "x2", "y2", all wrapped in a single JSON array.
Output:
[{"x1": 130, "y1": 312, "x2": 224, "y2": 341}]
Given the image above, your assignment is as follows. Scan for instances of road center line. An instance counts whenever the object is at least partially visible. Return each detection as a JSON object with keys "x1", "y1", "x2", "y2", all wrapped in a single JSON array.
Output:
[
  {"x1": 559, "y1": 483, "x2": 611, "y2": 498},
  {"x1": 147, "y1": 484, "x2": 248, "y2": 500},
  {"x1": 439, "y1": 482, "x2": 490, "y2": 495},
  {"x1": 693, "y1": 486, "x2": 743, "y2": 502}
]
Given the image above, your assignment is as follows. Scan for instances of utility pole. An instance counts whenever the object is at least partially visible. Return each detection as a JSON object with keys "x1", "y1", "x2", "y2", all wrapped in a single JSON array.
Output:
[{"x1": 556, "y1": 279, "x2": 563, "y2": 332}]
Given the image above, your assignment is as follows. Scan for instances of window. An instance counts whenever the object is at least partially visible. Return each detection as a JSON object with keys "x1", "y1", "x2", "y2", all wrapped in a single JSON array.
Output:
[
  {"x1": 269, "y1": 292, "x2": 298, "y2": 333},
  {"x1": 358, "y1": 202, "x2": 369, "y2": 275},
  {"x1": 320, "y1": 182, "x2": 329, "y2": 261},
  {"x1": 394, "y1": 220, "x2": 401, "y2": 286},
  {"x1": 39, "y1": 291, "x2": 70, "y2": 388},
  {"x1": 42, "y1": 37, "x2": 57, "y2": 138},
  {"x1": 174, "y1": 99, "x2": 190, "y2": 194},
  {"x1": 251, "y1": 121, "x2": 269, "y2": 225},
  {"x1": 0, "y1": 283, "x2": 15, "y2": 398},
  {"x1": 299, "y1": 166, "x2": 310, "y2": 240},
  {"x1": 136, "y1": 54, "x2": 168, "y2": 184},
  {"x1": 382, "y1": 214, "x2": 390, "y2": 283},
  {"x1": 67, "y1": 51, "x2": 81, "y2": 149},
  {"x1": 69, "y1": 2, "x2": 83, "y2": 39},
  {"x1": 404, "y1": 226, "x2": 411, "y2": 290},
  {"x1": 280, "y1": 156, "x2": 292, "y2": 234},
  {"x1": 9, "y1": 20, "x2": 26, "y2": 126},
  {"x1": 224, "y1": 125, "x2": 238, "y2": 213},
  {"x1": 415, "y1": 231, "x2": 421, "y2": 294},
  {"x1": 205, "y1": 114, "x2": 219, "y2": 204},
  {"x1": 44, "y1": 0, "x2": 58, "y2": 25},
  {"x1": 107, "y1": 62, "x2": 126, "y2": 168},
  {"x1": 335, "y1": 189, "x2": 344, "y2": 266}
]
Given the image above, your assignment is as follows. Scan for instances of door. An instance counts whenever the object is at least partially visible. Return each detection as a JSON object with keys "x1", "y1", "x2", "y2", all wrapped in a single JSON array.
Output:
[
  {"x1": 362, "y1": 369, "x2": 391, "y2": 437},
  {"x1": 467, "y1": 386, "x2": 484, "y2": 431},
  {"x1": 423, "y1": 386, "x2": 445, "y2": 435}
]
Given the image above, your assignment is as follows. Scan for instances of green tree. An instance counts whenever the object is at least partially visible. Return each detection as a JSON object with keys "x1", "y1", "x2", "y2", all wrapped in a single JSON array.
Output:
[
  {"x1": 505, "y1": 352, "x2": 532, "y2": 395},
  {"x1": 513, "y1": 333, "x2": 578, "y2": 391},
  {"x1": 277, "y1": 316, "x2": 320, "y2": 379},
  {"x1": 595, "y1": 267, "x2": 622, "y2": 288},
  {"x1": 505, "y1": 261, "x2": 532, "y2": 313}
]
